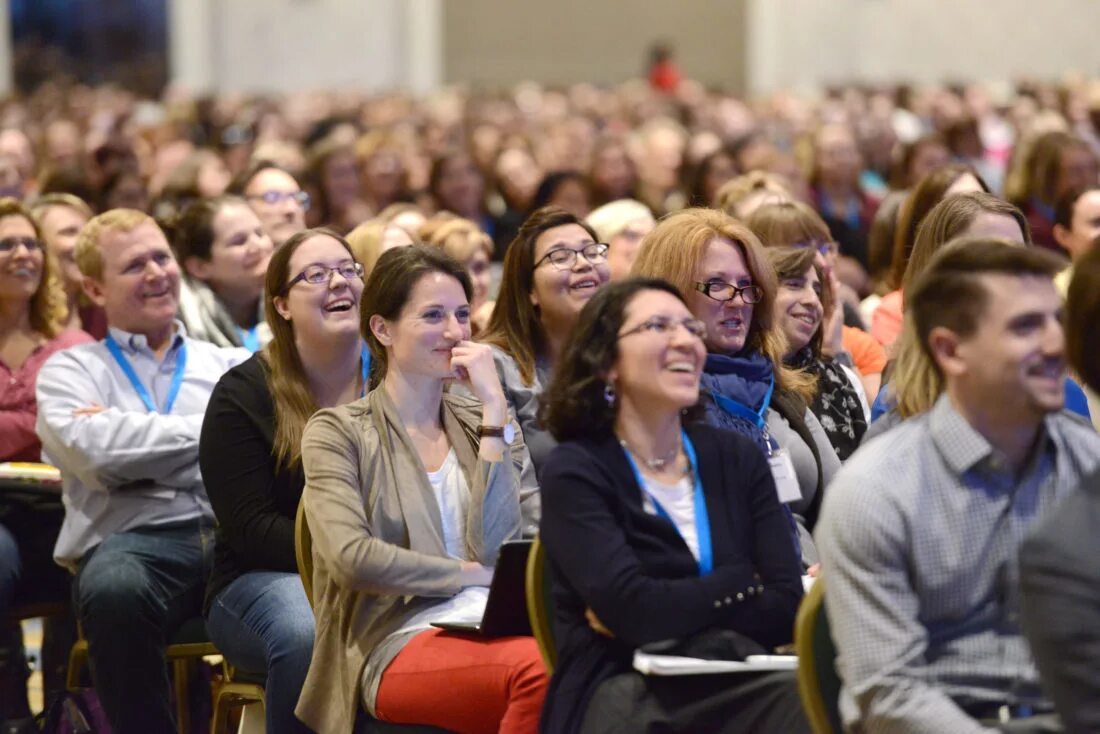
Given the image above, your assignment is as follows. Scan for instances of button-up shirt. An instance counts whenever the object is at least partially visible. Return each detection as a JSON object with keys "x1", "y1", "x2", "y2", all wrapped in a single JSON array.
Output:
[
  {"x1": 817, "y1": 394, "x2": 1100, "y2": 734},
  {"x1": 35, "y1": 322, "x2": 248, "y2": 568}
]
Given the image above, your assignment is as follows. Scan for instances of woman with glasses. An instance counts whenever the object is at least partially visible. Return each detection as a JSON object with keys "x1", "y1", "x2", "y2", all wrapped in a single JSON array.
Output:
[
  {"x1": 0, "y1": 197, "x2": 92, "y2": 726},
  {"x1": 538, "y1": 278, "x2": 808, "y2": 734},
  {"x1": 480, "y1": 206, "x2": 611, "y2": 476},
  {"x1": 201, "y1": 228, "x2": 367, "y2": 734},
  {"x1": 229, "y1": 160, "x2": 310, "y2": 248},
  {"x1": 168, "y1": 195, "x2": 275, "y2": 351},
  {"x1": 632, "y1": 208, "x2": 840, "y2": 564},
  {"x1": 295, "y1": 245, "x2": 543, "y2": 734}
]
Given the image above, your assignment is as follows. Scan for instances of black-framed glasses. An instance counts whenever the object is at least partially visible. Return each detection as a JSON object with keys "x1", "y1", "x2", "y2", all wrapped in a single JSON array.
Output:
[
  {"x1": 791, "y1": 239, "x2": 837, "y2": 257},
  {"x1": 0, "y1": 236, "x2": 42, "y2": 254},
  {"x1": 619, "y1": 315, "x2": 707, "y2": 340},
  {"x1": 248, "y1": 190, "x2": 311, "y2": 210},
  {"x1": 284, "y1": 261, "x2": 364, "y2": 293},
  {"x1": 693, "y1": 280, "x2": 764, "y2": 304},
  {"x1": 534, "y1": 242, "x2": 609, "y2": 270}
]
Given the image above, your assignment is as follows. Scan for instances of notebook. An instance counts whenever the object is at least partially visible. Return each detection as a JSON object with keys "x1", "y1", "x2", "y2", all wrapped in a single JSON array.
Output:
[{"x1": 432, "y1": 539, "x2": 533, "y2": 638}]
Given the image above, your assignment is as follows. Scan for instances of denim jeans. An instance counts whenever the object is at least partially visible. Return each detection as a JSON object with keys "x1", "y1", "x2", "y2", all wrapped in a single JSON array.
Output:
[
  {"x1": 74, "y1": 519, "x2": 215, "y2": 734},
  {"x1": 206, "y1": 571, "x2": 315, "y2": 734}
]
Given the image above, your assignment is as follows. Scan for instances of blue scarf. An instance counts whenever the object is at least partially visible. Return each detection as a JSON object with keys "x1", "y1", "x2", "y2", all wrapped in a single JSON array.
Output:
[{"x1": 699, "y1": 351, "x2": 775, "y2": 452}]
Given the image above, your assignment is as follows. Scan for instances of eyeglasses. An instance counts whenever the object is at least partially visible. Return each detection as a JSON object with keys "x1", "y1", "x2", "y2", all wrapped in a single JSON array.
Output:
[
  {"x1": 693, "y1": 280, "x2": 764, "y2": 304},
  {"x1": 534, "y1": 242, "x2": 609, "y2": 270},
  {"x1": 0, "y1": 236, "x2": 42, "y2": 254},
  {"x1": 619, "y1": 315, "x2": 707, "y2": 340},
  {"x1": 248, "y1": 190, "x2": 311, "y2": 210},
  {"x1": 284, "y1": 261, "x2": 364, "y2": 293},
  {"x1": 791, "y1": 240, "x2": 838, "y2": 257}
]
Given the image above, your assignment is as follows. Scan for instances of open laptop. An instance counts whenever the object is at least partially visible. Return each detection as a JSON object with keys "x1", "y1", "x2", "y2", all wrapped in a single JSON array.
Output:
[{"x1": 432, "y1": 539, "x2": 533, "y2": 638}]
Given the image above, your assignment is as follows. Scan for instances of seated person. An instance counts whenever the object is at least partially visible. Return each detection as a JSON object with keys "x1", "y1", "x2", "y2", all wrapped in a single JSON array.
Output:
[
  {"x1": 35, "y1": 209, "x2": 247, "y2": 733},
  {"x1": 817, "y1": 239, "x2": 1100, "y2": 733},
  {"x1": 1020, "y1": 244, "x2": 1100, "y2": 733},
  {"x1": 0, "y1": 197, "x2": 92, "y2": 728},
  {"x1": 29, "y1": 192, "x2": 105, "y2": 337},
  {"x1": 538, "y1": 278, "x2": 807, "y2": 734},
  {"x1": 228, "y1": 160, "x2": 308, "y2": 248},
  {"x1": 295, "y1": 245, "x2": 542, "y2": 733},
  {"x1": 202, "y1": 228, "x2": 368, "y2": 734}
]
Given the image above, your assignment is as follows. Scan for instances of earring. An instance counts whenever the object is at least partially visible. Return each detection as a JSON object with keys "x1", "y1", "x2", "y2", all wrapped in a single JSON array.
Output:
[{"x1": 604, "y1": 383, "x2": 616, "y2": 406}]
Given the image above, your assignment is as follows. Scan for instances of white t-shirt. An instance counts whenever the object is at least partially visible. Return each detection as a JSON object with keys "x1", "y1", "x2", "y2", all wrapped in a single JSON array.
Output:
[{"x1": 640, "y1": 474, "x2": 699, "y2": 562}]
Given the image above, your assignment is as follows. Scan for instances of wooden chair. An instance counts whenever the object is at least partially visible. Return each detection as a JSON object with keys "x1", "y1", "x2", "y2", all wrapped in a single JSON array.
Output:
[
  {"x1": 794, "y1": 579, "x2": 843, "y2": 734},
  {"x1": 524, "y1": 537, "x2": 556, "y2": 675},
  {"x1": 210, "y1": 660, "x2": 266, "y2": 734}
]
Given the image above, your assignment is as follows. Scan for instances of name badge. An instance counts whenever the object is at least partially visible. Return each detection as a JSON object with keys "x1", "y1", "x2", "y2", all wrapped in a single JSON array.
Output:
[{"x1": 768, "y1": 449, "x2": 802, "y2": 504}]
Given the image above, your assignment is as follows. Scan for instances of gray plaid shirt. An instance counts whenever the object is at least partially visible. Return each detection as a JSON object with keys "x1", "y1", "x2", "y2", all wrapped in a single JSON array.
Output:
[{"x1": 817, "y1": 395, "x2": 1100, "y2": 734}]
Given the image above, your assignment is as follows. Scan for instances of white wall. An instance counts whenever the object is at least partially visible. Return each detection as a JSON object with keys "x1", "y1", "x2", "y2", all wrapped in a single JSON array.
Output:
[{"x1": 746, "y1": 0, "x2": 1100, "y2": 96}]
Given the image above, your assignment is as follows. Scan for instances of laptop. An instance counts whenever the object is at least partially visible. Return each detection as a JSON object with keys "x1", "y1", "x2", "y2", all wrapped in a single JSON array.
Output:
[{"x1": 432, "y1": 539, "x2": 533, "y2": 638}]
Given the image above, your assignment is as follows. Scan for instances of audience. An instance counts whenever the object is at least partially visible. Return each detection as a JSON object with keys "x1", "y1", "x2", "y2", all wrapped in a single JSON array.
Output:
[
  {"x1": 1051, "y1": 185, "x2": 1100, "y2": 294},
  {"x1": 34, "y1": 209, "x2": 247, "y2": 732},
  {"x1": 296, "y1": 245, "x2": 542, "y2": 733},
  {"x1": 538, "y1": 278, "x2": 808, "y2": 733},
  {"x1": 585, "y1": 199, "x2": 656, "y2": 282},
  {"x1": 1010, "y1": 130, "x2": 1098, "y2": 250},
  {"x1": 421, "y1": 215, "x2": 496, "y2": 334},
  {"x1": 230, "y1": 160, "x2": 310, "y2": 248},
  {"x1": 818, "y1": 239, "x2": 1100, "y2": 733},
  {"x1": 201, "y1": 229, "x2": 367, "y2": 734}
]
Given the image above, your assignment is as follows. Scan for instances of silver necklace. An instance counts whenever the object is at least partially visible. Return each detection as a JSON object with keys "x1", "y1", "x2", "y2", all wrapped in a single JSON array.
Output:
[{"x1": 618, "y1": 435, "x2": 682, "y2": 471}]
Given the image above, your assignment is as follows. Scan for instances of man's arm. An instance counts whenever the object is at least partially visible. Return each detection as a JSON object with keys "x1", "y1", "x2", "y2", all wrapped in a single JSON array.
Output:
[
  {"x1": 817, "y1": 467, "x2": 995, "y2": 734},
  {"x1": 35, "y1": 349, "x2": 203, "y2": 491}
]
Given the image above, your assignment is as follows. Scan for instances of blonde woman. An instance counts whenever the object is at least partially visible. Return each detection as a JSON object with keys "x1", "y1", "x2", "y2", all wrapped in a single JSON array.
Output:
[{"x1": 423, "y1": 216, "x2": 496, "y2": 333}]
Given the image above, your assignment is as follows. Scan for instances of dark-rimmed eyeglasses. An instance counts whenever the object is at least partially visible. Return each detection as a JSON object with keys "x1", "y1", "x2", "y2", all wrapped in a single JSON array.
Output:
[
  {"x1": 248, "y1": 190, "x2": 311, "y2": 210},
  {"x1": 284, "y1": 261, "x2": 364, "y2": 293},
  {"x1": 693, "y1": 280, "x2": 764, "y2": 304},
  {"x1": 619, "y1": 315, "x2": 707, "y2": 340},
  {"x1": 534, "y1": 242, "x2": 609, "y2": 270},
  {"x1": 0, "y1": 237, "x2": 42, "y2": 254}
]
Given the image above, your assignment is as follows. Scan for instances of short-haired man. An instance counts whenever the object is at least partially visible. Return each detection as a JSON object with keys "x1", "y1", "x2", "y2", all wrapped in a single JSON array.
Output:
[
  {"x1": 35, "y1": 210, "x2": 246, "y2": 733},
  {"x1": 229, "y1": 160, "x2": 308, "y2": 247},
  {"x1": 817, "y1": 238, "x2": 1100, "y2": 733},
  {"x1": 29, "y1": 193, "x2": 103, "y2": 337}
]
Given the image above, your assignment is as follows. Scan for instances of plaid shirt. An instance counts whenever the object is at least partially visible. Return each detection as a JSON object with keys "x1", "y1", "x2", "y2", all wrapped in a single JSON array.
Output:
[{"x1": 817, "y1": 395, "x2": 1100, "y2": 734}]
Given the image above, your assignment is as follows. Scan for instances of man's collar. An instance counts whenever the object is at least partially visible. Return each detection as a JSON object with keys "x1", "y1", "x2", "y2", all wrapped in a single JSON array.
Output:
[
  {"x1": 105, "y1": 320, "x2": 188, "y2": 354},
  {"x1": 930, "y1": 393, "x2": 1054, "y2": 476}
]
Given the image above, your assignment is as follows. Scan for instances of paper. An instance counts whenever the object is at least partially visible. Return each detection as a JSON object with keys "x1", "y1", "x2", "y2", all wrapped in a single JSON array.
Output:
[
  {"x1": 633, "y1": 650, "x2": 798, "y2": 676},
  {"x1": 768, "y1": 450, "x2": 801, "y2": 504}
]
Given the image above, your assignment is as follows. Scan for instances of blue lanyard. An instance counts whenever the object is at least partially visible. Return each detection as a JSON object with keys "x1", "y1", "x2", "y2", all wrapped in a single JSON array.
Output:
[
  {"x1": 359, "y1": 344, "x2": 371, "y2": 397},
  {"x1": 104, "y1": 333, "x2": 187, "y2": 414},
  {"x1": 238, "y1": 324, "x2": 262, "y2": 353},
  {"x1": 621, "y1": 431, "x2": 714, "y2": 576},
  {"x1": 821, "y1": 194, "x2": 862, "y2": 231},
  {"x1": 711, "y1": 375, "x2": 775, "y2": 430}
]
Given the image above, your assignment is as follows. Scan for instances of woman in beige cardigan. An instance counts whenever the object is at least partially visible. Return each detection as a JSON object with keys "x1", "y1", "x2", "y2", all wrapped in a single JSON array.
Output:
[{"x1": 296, "y1": 245, "x2": 544, "y2": 734}]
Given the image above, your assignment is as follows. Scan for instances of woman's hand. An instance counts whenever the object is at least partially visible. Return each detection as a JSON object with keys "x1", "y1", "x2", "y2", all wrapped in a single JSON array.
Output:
[
  {"x1": 585, "y1": 607, "x2": 615, "y2": 638},
  {"x1": 450, "y1": 341, "x2": 507, "y2": 425},
  {"x1": 821, "y1": 269, "x2": 846, "y2": 358},
  {"x1": 459, "y1": 561, "x2": 494, "y2": 587}
]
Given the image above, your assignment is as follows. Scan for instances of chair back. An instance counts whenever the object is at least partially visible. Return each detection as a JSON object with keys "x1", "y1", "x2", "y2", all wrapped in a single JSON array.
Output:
[
  {"x1": 525, "y1": 536, "x2": 556, "y2": 675},
  {"x1": 795, "y1": 578, "x2": 843, "y2": 734},
  {"x1": 295, "y1": 499, "x2": 314, "y2": 609}
]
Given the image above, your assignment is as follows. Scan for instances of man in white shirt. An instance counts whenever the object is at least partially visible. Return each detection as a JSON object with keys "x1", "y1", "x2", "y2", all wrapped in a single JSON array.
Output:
[{"x1": 35, "y1": 209, "x2": 246, "y2": 733}]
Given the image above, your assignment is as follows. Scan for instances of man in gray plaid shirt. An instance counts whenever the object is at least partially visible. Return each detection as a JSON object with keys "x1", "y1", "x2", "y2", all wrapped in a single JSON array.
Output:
[{"x1": 817, "y1": 238, "x2": 1100, "y2": 734}]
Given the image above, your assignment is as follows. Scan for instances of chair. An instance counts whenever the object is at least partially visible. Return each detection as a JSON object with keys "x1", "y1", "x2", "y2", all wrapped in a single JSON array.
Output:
[
  {"x1": 65, "y1": 616, "x2": 219, "y2": 734},
  {"x1": 524, "y1": 537, "x2": 556, "y2": 675},
  {"x1": 210, "y1": 661, "x2": 266, "y2": 734},
  {"x1": 794, "y1": 578, "x2": 843, "y2": 734}
]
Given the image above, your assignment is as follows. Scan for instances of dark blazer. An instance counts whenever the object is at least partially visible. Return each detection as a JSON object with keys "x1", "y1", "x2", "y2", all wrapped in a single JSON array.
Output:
[
  {"x1": 1019, "y1": 467, "x2": 1100, "y2": 734},
  {"x1": 201, "y1": 353, "x2": 304, "y2": 613},
  {"x1": 538, "y1": 422, "x2": 804, "y2": 734}
]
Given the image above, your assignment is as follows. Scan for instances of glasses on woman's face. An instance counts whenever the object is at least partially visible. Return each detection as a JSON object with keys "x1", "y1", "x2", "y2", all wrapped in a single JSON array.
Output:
[
  {"x1": 693, "y1": 280, "x2": 764, "y2": 304},
  {"x1": 284, "y1": 261, "x2": 364, "y2": 293},
  {"x1": 619, "y1": 315, "x2": 707, "y2": 340},
  {"x1": 0, "y1": 236, "x2": 42, "y2": 254},
  {"x1": 248, "y1": 190, "x2": 312, "y2": 211},
  {"x1": 534, "y1": 242, "x2": 609, "y2": 270}
]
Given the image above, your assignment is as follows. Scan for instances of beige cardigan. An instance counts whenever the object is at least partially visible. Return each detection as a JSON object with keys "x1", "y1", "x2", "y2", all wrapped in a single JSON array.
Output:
[{"x1": 294, "y1": 387, "x2": 539, "y2": 733}]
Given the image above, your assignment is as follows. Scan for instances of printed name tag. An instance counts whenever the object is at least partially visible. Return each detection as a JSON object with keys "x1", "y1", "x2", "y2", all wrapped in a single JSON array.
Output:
[{"x1": 768, "y1": 449, "x2": 802, "y2": 504}]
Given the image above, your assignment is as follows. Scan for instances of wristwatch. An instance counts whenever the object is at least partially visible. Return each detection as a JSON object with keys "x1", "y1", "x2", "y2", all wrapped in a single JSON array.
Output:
[{"x1": 477, "y1": 423, "x2": 515, "y2": 443}]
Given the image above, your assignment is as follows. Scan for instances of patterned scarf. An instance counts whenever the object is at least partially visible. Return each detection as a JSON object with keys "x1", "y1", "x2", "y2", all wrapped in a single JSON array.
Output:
[{"x1": 788, "y1": 347, "x2": 867, "y2": 460}]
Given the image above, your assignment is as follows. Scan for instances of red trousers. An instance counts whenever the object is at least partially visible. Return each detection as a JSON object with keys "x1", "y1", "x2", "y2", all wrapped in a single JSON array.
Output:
[{"x1": 374, "y1": 629, "x2": 548, "y2": 734}]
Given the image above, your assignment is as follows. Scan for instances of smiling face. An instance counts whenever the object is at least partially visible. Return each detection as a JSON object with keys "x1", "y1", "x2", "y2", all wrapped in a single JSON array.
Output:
[
  {"x1": 244, "y1": 168, "x2": 306, "y2": 247},
  {"x1": 688, "y1": 236, "x2": 755, "y2": 355},
  {"x1": 186, "y1": 203, "x2": 273, "y2": 300},
  {"x1": 530, "y1": 223, "x2": 610, "y2": 331},
  {"x1": 610, "y1": 289, "x2": 706, "y2": 415},
  {"x1": 775, "y1": 264, "x2": 823, "y2": 355},
  {"x1": 607, "y1": 217, "x2": 654, "y2": 281},
  {"x1": 0, "y1": 214, "x2": 42, "y2": 307},
  {"x1": 371, "y1": 271, "x2": 471, "y2": 380},
  {"x1": 1055, "y1": 189, "x2": 1100, "y2": 262},
  {"x1": 273, "y1": 234, "x2": 364, "y2": 344},
  {"x1": 85, "y1": 220, "x2": 180, "y2": 337}
]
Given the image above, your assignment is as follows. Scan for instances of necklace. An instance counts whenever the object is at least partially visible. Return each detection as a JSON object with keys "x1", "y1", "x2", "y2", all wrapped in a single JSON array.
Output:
[{"x1": 618, "y1": 435, "x2": 683, "y2": 472}]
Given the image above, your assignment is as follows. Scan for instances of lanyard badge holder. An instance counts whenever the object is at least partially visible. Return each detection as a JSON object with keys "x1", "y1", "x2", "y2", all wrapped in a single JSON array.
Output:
[
  {"x1": 104, "y1": 334, "x2": 188, "y2": 414},
  {"x1": 711, "y1": 377, "x2": 802, "y2": 505}
]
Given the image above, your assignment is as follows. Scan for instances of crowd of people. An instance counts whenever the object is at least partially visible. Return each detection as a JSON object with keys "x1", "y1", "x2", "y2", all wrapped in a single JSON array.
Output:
[{"x1": 1, "y1": 71, "x2": 1100, "y2": 734}]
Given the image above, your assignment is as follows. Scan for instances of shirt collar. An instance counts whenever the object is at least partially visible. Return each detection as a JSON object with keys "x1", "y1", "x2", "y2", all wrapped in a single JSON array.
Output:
[
  {"x1": 930, "y1": 393, "x2": 1055, "y2": 476},
  {"x1": 106, "y1": 320, "x2": 188, "y2": 356}
]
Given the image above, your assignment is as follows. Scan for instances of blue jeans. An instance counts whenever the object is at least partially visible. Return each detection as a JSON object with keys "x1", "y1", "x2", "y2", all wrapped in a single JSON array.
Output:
[
  {"x1": 206, "y1": 571, "x2": 315, "y2": 734},
  {"x1": 74, "y1": 520, "x2": 215, "y2": 734}
]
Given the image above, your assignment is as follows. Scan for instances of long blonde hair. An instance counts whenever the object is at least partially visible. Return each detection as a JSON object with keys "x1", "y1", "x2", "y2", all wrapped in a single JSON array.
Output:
[{"x1": 0, "y1": 197, "x2": 68, "y2": 338}]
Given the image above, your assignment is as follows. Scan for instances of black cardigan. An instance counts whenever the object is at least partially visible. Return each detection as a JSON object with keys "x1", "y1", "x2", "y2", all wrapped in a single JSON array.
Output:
[
  {"x1": 201, "y1": 354, "x2": 305, "y2": 614},
  {"x1": 538, "y1": 422, "x2": 804, "y2": 734}
]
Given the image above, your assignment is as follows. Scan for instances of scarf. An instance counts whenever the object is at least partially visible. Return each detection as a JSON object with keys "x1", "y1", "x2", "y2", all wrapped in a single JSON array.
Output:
[
  {"x1": 699, "y1": 351, "x2": 775, "y2": 452},
  {"x1": 788, "y1": 347, "x2": 867, "y2": 461}
]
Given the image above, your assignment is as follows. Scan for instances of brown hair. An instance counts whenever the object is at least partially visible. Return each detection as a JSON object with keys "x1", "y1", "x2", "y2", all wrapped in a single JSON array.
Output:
[
  {"x1": 746, "y1": 200, "x2": 832, "y2": 249},
  {"x1": 0, "y1": 198, "x2": 67, "y2": 337},
  {"x1": 1014, "y1": 130, "x2": 1095, "y2": 208},
  {"x1": 167, "y1": 195, "x2": 248, "y2": 264},
  {"x1": 631, "y1": 207, "x2": 815, "y2": 402},
  {"x1": 263, "y1": 228, "x2": 358, "y2": 468},
  {"x1": 767, "y1": 246, "x2": 831, "y2": 360},
  {"x1": 29, "y1": 192, "x2": 94, "y2": 222},
  {"x1": 1067, "y1": 241, "x2": 1100, "y2": 394},
  {"x1": 423, "y1": 216, "x2": 492, "y2": 265},
  {"x1": 480, "y1": 206, "x2": 599, "y2": 385},
  {"x1": 713, "y1": 171, "x2": 790, "y2": 218}
]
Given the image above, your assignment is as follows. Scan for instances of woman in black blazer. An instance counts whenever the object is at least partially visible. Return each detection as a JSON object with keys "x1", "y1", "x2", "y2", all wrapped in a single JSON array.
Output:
[{"x1": 538, "y1": 278, "x2": 808, "y2": 734}]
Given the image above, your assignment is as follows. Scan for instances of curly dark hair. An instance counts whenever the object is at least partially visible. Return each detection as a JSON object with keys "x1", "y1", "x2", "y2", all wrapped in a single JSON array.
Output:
[{"x1": 540, "y1": 277, "x2": 702, "y2": 443}]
